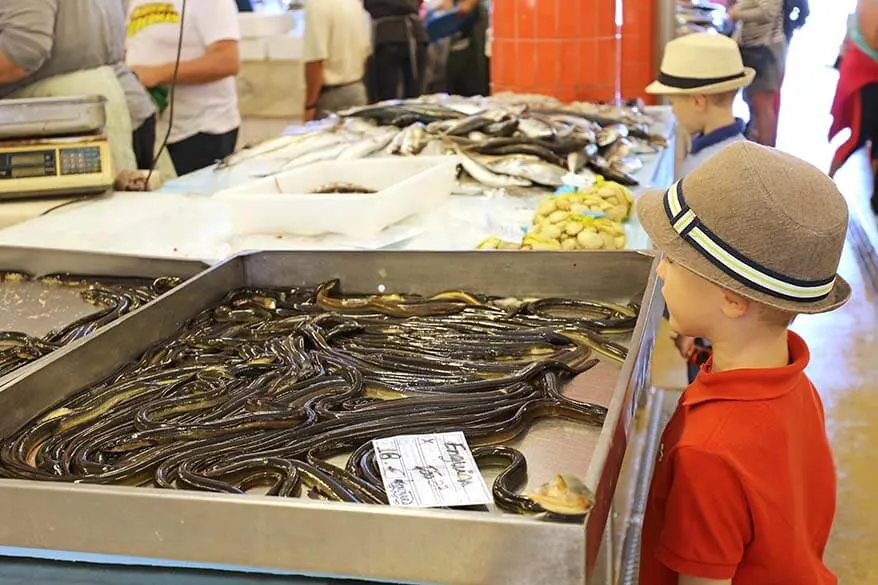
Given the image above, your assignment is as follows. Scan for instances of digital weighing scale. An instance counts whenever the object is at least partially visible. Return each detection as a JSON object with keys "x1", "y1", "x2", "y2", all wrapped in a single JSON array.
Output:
[{"x1": 0, "y1": 95, "x2": 115, "y2": 200}]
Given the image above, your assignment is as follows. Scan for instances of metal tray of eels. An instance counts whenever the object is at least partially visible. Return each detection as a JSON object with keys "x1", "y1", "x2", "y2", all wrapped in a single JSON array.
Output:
[
  {"x1": 0, "y1": 247, "x2": 208, "y2": 386},
  {"x1": 0, "y1": 250, "x2": 662, "y2": 585}
]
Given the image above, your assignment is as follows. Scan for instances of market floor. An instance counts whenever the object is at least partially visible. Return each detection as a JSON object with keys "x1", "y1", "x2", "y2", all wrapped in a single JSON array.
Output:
[{"x1": 651, "y1": 3, "x2": 878, "y2": 582}]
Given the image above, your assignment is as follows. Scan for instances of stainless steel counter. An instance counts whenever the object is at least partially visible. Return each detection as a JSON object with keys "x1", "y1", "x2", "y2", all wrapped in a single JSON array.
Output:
[{"x1": 0, "y1": 250, "x2": 662, "y2": 585}]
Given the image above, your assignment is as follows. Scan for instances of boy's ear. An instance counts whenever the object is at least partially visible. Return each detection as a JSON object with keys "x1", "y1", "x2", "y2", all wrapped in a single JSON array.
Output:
[
  {"x1": 692, "y1": 94, "x2": 708, "y2": 110},
  {"x1": 719, "y1": 290, "x2": 750, "y2": 320}
]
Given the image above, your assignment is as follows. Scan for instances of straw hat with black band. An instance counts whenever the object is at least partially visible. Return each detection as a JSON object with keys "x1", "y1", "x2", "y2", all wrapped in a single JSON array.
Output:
[
  {"x1": 636, "y1": 141, "x2": 851, "y2": 314},
  {"x1": 646, "y1": 33, "x2": 756, "y2": 95}
]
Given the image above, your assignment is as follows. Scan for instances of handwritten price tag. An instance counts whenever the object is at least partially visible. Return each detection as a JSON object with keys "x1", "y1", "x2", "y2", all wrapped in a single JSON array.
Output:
[{"x1": 372, "y1": 431, "x2": 492, "y2": 508}]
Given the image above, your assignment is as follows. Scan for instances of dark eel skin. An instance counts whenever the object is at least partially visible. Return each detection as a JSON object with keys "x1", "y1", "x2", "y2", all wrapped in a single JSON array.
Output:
[{"x1": 0, "y1": 280, "x2": 639, "y2": 523}]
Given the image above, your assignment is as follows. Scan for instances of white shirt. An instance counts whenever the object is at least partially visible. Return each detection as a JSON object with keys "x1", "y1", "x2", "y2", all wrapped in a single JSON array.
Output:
[
  {"x1": 304, "y1": 0, "x2": 372, "y2": 86},
  {"x1": 125, "y1": 0, "x2": 241, "y2": 143}
]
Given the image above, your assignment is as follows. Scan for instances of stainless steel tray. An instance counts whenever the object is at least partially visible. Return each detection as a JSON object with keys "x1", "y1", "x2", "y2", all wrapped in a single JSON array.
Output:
[
  {"x1": 0, "y1": 96, "x2": 107, "y2": 138},
  {"x1": 0, "y1": 246, "x2": 208, "y2": 385},
  {"x1": 0, "y1": 250, "x2": 662, "y2": 585}
]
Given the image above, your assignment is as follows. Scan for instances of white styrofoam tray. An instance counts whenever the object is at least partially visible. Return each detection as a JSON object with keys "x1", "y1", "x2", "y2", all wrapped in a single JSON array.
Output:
[{"x1": 213, "y1": 157, "x2": 459, "y2": 237}]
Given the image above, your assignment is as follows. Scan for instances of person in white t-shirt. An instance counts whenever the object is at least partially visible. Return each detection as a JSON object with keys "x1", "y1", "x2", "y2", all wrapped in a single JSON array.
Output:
[
  {"x1": 304, "y1": 0, "x2": 372, "y2": 121},
  {"x1": 125, "y1": 0, "x2": 241, "y2": 175}
]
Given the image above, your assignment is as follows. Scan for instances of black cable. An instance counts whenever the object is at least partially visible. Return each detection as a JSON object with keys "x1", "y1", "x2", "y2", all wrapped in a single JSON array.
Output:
[
  {"x1": 38, "y1": 194, "x2": 108, "y2": 216},
  {"x1": 43, "y1": 1, "x2": 187, "y2": 213},
  {"x1": 144, "y1": 0, "x2": 187, "y2": 189}
]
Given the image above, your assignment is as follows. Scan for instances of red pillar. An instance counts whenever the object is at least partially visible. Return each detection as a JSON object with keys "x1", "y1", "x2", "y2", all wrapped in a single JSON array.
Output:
[
  {"x1": 490, "y1": 0, "x2": 621, "y2": 103},
  {"x1": 619, "y1": 0, "x2": 658, "y2": 104}
]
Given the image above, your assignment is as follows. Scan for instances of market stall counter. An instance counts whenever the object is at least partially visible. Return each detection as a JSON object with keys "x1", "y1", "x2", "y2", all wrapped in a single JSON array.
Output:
[
  {"x1": 0, "y1": 96, "x2": 674, "y2": 261},
  {"x1": 0, "y1": 250, "x2": 662, "y2": 585}
]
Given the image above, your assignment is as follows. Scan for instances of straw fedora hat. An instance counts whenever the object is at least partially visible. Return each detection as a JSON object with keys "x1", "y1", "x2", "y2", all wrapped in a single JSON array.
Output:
[
  {"x1": 646, "y1": 33, "x2": 755, "y2": 95},
  {"x1": 636, "y1": 142, "x2": 851, "y2": 314}
]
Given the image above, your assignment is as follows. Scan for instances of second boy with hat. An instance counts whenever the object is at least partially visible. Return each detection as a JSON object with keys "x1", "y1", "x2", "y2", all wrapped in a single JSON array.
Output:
[
  {"x1": 647, "y1": 33, "x2": 756, "y2": 378},
  {"x1": 647, "y1": 33, "x2": 754, "y2": 176}
]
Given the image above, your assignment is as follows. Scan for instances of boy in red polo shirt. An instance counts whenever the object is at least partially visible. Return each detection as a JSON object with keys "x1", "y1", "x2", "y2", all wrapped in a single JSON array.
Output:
[{"x1": 635, "y1": 141, "x2": 848, "y2": 585}]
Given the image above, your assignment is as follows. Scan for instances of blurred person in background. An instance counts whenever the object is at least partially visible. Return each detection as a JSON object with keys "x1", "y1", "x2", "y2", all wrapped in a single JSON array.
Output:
[
  {"x1": 728, "y1": 0, "x2": 785, "y2": 146},
  {"x1": 303, "y1": 0, "x2": 372, "y2": 120},
  {"x1": 829, "y1": 0, "x2": 878, "y2": 214},
  {"x1": 445, "y1": 0, "x2": 489, "y2": 96},
  {"x1": 422, "y1": 0, "x2": 454, "y2": 93},
  {"x1": 365, "y1": 0, "x2": 428, "y2": 101},
  {"x1": 0, "y1": 0, "x2": 157, "y2": 174},
  {"x1": 768, "y1": 0, "x2": 808, "y2": 137},
  {"x1": 125, "y1": 0, "x2": 242, "y2": 176},
  {"x1": 835, "y1": 12, "x2": 856, "y2": 70}
]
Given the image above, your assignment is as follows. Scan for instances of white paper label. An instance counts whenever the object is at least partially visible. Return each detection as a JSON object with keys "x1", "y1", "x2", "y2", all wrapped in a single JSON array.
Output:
[{"x1": 372, "y1": 431, "x2": 492, "y2": 508}]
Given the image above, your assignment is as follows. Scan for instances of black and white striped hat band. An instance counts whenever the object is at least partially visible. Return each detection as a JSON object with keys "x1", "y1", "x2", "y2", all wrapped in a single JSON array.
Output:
[{"x1": 662, "y1": 181, "x2": 836, "y2": 302}]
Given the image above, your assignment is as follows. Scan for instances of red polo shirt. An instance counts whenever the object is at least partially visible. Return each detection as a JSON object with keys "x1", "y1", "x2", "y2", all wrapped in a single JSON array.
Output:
[{"x1": 640, "y1": 331, "x2": 837, "y2": 584}]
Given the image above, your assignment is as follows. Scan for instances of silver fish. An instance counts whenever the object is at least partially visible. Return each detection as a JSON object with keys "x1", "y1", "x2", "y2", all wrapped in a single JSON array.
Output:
[
  {"x1": 280, "y1": 141, "x2": 351, "y2": 171},
  {"x1": 419, "y1": 139, "x2": 452, "y2": 156},
  {"x1": 282, "y1": 115, "x2": 341, "y2": 136},
  {"x1": 613, "y1": 156, "x2": 644, "y2": 174},
  {"x1": 483, "y1": 117, "x2": 519, "y2": 137},
  {"x1": 596, "y1": 123, "x2": 629, "y2": 147},
  {"x1": 485, "y1": 155, "x2": 567, "y2": 187},
  {"x1": 603, "y1": 137, "x2": 633, "y2": 162},
  {"x1": 548, "y1": 114, "x2": 600, "y2": 137},
  {"x1": 343, "y1": 116, "x2": 380, "y2": 134},
  {"x1": 628, "y1": 138, "x2": 661, "y2": 155},
  {"x1": 453, "y1": 178, "x2": 488, "y2": 196},
  {"x1": 455, "y1": 147, "x2": 532, "y2": 188},
  {"x1": 566, "y1": 144, "x2": 599, "y2": 172},
  {"x1": 567, "y1": 150, "x2": 588, "y2": 173},
  {"x1": 386, "y1": 128, "x2": 407, "y2": 154},
  {"x1": 518, "y1": 117, "x2": 555, "y2": 140},
  {"x1": 426, "y1": 119, "x2": 457, "y2": 134},
  {"x1": 215, "y1": 135, "x2": 300, "y2": 170},
  {"x1": 271, "y1": 132, "x2": 348, "y2": 162},
  {"x1": 401, "y1": 123, "x2": 428, "y2": 155},
  {"x1": 388, "y1": 122, "x2": 427, "y2": 156},
  {"x1": 443, "y1": 113, "x2": 493, "y2": 136},
  {"x1": 337, "y1": 128, "x2": 397, "y2": 160}
]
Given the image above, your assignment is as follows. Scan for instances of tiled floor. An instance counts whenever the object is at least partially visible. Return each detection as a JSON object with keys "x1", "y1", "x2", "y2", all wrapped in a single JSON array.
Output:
[{"x1": 651, "y1": 1, "x2": 878, "y2": 581}]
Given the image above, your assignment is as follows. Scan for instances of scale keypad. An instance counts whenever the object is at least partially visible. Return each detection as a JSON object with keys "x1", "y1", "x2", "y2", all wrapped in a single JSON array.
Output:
[{"x1": 59, "y1": 146, "x2": 102, "y2": 175}]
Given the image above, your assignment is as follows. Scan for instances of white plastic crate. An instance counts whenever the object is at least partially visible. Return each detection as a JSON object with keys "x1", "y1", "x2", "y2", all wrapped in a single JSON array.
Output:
[{"x1": 213, "y1": 156, "x2": 458, "y2": 237}]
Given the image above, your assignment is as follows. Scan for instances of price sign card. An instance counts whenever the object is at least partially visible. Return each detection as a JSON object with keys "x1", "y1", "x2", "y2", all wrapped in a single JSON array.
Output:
[{"x1": 372, "y1": 431, "x2": 492, "y2": 508}]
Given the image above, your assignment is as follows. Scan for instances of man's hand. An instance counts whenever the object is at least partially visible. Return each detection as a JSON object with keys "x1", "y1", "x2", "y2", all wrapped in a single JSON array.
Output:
[
  {"x1": 304, "y1": 105, "x2": 317, "y2": 122},
  {"x1": 0, "y1": 50, "x2": 29, "y2": 85},
  {"x1": 131, "y1": 64, "x2": 169, "y2": 89}
]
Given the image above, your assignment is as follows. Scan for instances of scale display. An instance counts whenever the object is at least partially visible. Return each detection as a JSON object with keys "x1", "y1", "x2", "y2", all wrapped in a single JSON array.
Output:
[{"x1": 0, "y1": 146, "x2": 103, "y2": 180}]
